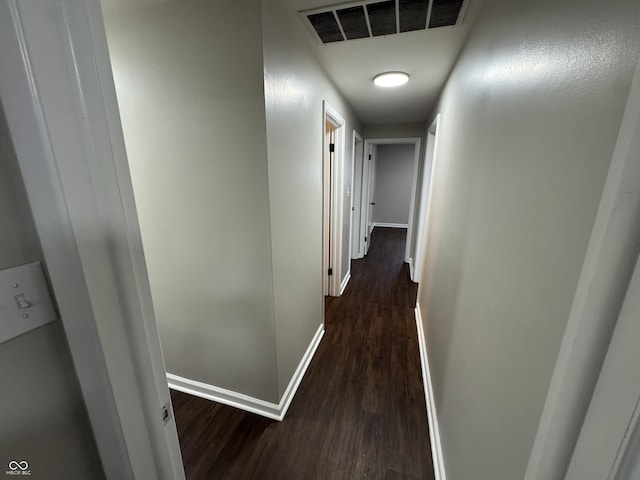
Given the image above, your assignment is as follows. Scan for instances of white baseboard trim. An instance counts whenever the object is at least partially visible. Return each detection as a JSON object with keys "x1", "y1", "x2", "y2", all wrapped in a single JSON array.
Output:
[
  {"x1": 408, "y1": 258, "x2": 415, "y2": 281},
  {"x1": 373, "y1": 222, "x2": 409, "y2": 229},
  {"x1": 277, "y1": 323, "x2": 324, "y2": 419},
  {"x1": 415, "y1": 305, "x2": 447, "y2": 480},
  {"x1": 340, "y1": 271, "x2": 351, "y2": 295},
  {"x1": 167, "y1": 324, "x2": 325, "y2": 422}
]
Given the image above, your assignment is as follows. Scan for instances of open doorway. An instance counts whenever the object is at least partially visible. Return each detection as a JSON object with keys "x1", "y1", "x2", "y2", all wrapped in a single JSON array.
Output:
[
  {"x1": 351, "y1": 132, "x2": 364, "y2": 260},
  {"x1": 358, "y1": 138, "x2": 422, "y2": 263},
  {"x1": 323, "y1": 102, "x2": 346, "y2": 297}
]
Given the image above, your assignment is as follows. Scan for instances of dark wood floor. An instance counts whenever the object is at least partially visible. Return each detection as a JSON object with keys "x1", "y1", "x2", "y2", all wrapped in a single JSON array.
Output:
[{"x1": 170, "y1": 227, "x2": 434, "y2": 479}]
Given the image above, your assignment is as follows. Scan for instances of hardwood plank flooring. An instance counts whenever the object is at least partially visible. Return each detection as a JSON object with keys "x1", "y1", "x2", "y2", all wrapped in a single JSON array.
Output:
[{"x1": 170, "y1": 227, "x2": 434, "y2": 479}]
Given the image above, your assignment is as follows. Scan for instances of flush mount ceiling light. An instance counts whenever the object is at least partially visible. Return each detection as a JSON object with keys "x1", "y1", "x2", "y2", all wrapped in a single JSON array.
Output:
[{"x1": 373, "y1": 71, "x2": 410, "y2": 88}]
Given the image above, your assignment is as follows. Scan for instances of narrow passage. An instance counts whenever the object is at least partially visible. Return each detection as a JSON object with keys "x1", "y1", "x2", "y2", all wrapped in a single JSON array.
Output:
[{"x1": 171, "y1": 227, "x2": 434, "y2": 479}]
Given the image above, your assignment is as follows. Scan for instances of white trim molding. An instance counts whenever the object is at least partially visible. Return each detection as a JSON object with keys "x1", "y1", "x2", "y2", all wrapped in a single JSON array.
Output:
[
  {"x1": 373, "y1": 222, "x2": 409, "y2": 229},
  {"x1": 324, "y1": 101, "x2": 346, "y2": 297},
  {"x1": 525, "y1": 52, "x2": 640, "y2": 480},
  {"x1": 340, "y1": 272, "x2": 351, "y2": 295},
  {"x1": 412, "y1": 115, "x2": 440, "y2": 284},
  {"x1": 351, "y1": 130, "x2": 364, "y2": 260},
  {"x1": 361, "y1": 137, "x2": 421, "y2": 264},
  {"x1": 415, "y1": 305, "x2": 447, "y2": 480},
  {"x1": 0, "y1": 2, "x2": 184, "y2": 478},
  {"x1": 169, "y1": 324, "x2": 325, "y2": 421}
]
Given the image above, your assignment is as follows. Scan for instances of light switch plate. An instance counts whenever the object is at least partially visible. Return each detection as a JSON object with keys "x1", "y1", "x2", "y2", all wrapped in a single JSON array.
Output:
[{"x1": 0, "y1": 261, "x2": 57, "y2": 344}]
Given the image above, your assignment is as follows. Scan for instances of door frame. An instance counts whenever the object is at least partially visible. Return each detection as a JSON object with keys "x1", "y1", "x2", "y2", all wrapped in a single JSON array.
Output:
[
  {"x1": 564, "y1": 253, "x2": 640, "y2": 479},
  {"x1": 323, "y1": 102, "x2": 346, "y2": 297},
  {"x1": 351, "y1": 131, "x2": 364, "y2": 260},
  {"x1": 411, "y1": 115, "x2": 440, "y2": 282},
  {"x1": 524, "y1": 51, "x2": 640, "y2": 480},
  {"x1": 0, "y1": 1, "x2": 184, "y2": 478},
  {"x1": 360, "y1": 141, "x2": 376, "y2": 257},
  {"x1": 360, "y1": 137, "x2": 421, "y2": 260}
]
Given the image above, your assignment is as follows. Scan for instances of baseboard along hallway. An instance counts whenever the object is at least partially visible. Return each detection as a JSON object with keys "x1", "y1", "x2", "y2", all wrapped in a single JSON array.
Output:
[{"x1": 170, "y1": 227, "x2": 434, "y2": 479}]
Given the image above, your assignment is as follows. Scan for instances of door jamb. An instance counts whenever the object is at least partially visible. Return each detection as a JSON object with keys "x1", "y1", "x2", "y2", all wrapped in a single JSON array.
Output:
[
  {"x1": 524, "y1": 51, "x2": 640, "y2": 480},
  {"x1": 0, "y1": 1, "x2": 184, "y2": 478},
  {"x1": 323, "y1": 102, "x2": 346, "y2": 297},
  {"x1": 412, "y1": 116, "x2": 440, "y2": 282},
  {"x1": 360, "y1": 137, "x2": 421, "y2": 261},
  {"x1": 360, "y1": 140, "x2": 374, "y2": 257},
  {"x1": 350, "y1": 131, "x2": 363, "y2": 260}
]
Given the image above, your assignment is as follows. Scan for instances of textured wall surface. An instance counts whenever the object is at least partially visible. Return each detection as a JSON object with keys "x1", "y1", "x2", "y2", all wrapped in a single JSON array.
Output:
[
  {"x1": 261, "y1": 0, "x2": 362, "y2": 395},
  {"x1": 106, "y1": 0, "x2": 279, "y2": 402},
  {"x1": 416, "y1": 0, "x2": 640, "y2": 477}
]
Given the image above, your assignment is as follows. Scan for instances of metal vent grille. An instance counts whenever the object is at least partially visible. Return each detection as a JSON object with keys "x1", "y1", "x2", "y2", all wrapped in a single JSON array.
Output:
[
  {"x1": 429, "y1": 0, "x2": 465, "y2": 28},
  {"x1": 399, "y1": 0, "x2": 429, "y2": 33},
  {"x1": 308, "y1": 12, "x2": 344, "y2": 43},
  {"x1": 367, "y1": 1, "x2": 396, "y2": 36},
  {"x1": 337, "y1": 6, "x2": 370, "y2": 40},
  {"x1": 304, "y1": 0, "x2": 467, "y2": 44}
]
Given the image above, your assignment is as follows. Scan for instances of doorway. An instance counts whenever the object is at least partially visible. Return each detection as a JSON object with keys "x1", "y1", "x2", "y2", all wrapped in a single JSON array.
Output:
[
  {"x1": 359, "y1": 138, "x2": 422, "y2": 263},
  {"x1": 411, "y1": 115, "x2": 440, "y2": 282},
  {"x1": 323, "y1": 102, "x2": 346, "y2": 297},
  {"x1": 351, "y1": 132, "x2": 364, "y2": 260}
]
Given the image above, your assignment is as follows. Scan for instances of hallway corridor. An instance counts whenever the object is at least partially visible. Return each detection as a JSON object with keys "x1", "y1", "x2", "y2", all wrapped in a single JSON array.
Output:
[{"x1": 170, "y1": 227, "x2": 433, "y2": 479}]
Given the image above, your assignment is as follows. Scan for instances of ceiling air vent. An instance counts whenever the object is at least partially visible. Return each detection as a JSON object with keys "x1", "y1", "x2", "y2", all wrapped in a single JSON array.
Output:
[
  {"x1": 366, "y1": 1, "x2": 396, "y2": 36},
  {"x1": 307, "y1": 11, "x2": 344, "y2": 43},
  {"x1": 336, "y1": 6, "x2": 370, "y2": 40},
  {"x1": 429, "y1": 0, "x2": 465, "y2": 28},
  {"x1": 303, "y1": 0, "x2": 468, "y2": 44},
  {"x1": 399, "y1": 0, "x2": 429, "y2": 32}
]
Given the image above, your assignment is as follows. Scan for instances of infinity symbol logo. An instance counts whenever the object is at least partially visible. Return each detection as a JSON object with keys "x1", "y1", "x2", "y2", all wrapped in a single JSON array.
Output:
[{"x1": 8, "y1": 461, "x2": 28, "y2": 470}]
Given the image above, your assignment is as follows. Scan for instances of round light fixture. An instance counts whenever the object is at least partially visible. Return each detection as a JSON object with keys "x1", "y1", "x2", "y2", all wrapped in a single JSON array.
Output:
[{"x1": 373, "y1": 71, "x2": 410, "y2": 88}]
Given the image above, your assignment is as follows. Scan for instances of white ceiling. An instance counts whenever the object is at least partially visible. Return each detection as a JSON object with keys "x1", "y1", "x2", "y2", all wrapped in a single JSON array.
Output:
[
  {"x1": 307, "y1": 26, "x2": 472, "y2": 124},
  {"x1": 101, "y1": 0, "x2": 481, "y2": 126},
  {"x1": 281, "y1": 0, "x2": 481, "y2": 125}
]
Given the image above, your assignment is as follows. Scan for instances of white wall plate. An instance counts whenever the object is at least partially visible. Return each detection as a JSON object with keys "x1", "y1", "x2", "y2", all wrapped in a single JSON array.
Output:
[{"x1": 0, "y1": 261, "x2": 58, "y2": 344}]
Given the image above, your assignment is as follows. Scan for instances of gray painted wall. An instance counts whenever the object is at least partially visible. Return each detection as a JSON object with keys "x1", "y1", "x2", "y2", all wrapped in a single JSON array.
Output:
[
  {"x1": 362, "y1": 123, "x2": 428, "y2": 265},
  {"x1": 352, "y1": 137, "x2": 364, "y2": 258},
  {"x1": 261, "y1": 0, "x2": 362, "y2": 395},
  {"x1": 0, "y1": 103, "x2": 103, "y2": 479},
  {"x1": 416, "y1": 0, "x2": 640, "y2": 478},
  {"x1": 105, "y1": 0, "x2": 279, "y2": 402},
  {"x1": 105, "y1": 0, "x2": 362, "y2": 404},
  {"x1": 372, "y1": 144, "x2": 414, "y2": 225}
]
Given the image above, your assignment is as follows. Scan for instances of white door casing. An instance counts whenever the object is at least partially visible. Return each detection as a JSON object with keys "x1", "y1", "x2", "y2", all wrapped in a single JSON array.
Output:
[
  {"x1": 350, "y1": 131, "x2": 364, "y2": 260},
  {"x1": 361, "y1": 138, "x2": 421, "y2": 259},
  {"x1": 525, "y1": 51, "x2": 640, "y2": 480},
  {"x1": 323, "y1": 102, "x2": 346, "y2": 297},
  {"x1": 0, "y1": 1, "x2": 185, "y2": 478},
  {"x1": 412, "y1": 116, "x2": 440, "y2": 282}
]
